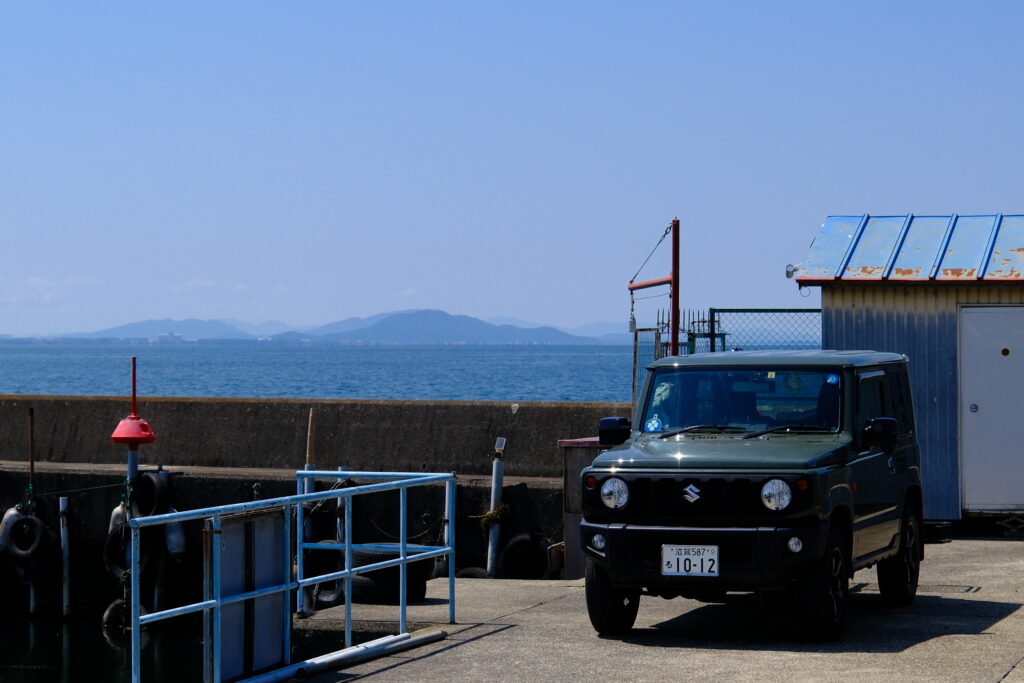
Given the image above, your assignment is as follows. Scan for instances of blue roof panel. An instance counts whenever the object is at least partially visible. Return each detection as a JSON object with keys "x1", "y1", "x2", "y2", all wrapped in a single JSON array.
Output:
[
  {"x1": 799, "y1": 216, "x2": 862, "y2": 280},
  {"x1": 936, "y1": 215, "x2": 997, "y2": 280},
  {"x1": 986, "y1": 215, "x2": 1024, "y2": 279},
  {"x1": 889, "y1": 216, "x2": 951, "y2": 280},
  {"x1": 842, "y1": 216, "x2": 906, "y2": 279},
  {"x1": 796, "y1": 214, "x2": 1024, "y2": 284}
]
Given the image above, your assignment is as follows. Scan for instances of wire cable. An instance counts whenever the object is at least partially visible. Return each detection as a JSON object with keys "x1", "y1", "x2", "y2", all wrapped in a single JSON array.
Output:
[{"x1": 629, "y1": 223, "x2": 673, "y2": 283}]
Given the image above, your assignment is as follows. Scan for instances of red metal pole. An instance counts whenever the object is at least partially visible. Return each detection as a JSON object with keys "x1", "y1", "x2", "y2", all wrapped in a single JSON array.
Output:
[
  {"x1": 671, "y1": 217, "x2": 680, "y2": 355},
  {"x1": 627, "y1": 275, "x2": 673, "y2": 292},
  {"x1": 130, "y1": 356, "x2": 138, "y2": 417}
]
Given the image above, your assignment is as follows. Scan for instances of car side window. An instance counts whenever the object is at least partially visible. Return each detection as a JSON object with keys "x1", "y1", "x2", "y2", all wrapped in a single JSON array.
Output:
[
  {"x1": 856, "y1": 374, "x2": 886, "y2": 434},
  {"x1": 885, "y1": 369, "x2": 914, "y2": 434}
]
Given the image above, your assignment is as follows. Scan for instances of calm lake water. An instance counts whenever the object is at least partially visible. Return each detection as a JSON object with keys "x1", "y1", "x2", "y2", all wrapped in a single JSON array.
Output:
[{"x1": 0, "y1": 343, "x2": 634, "y2": 402}]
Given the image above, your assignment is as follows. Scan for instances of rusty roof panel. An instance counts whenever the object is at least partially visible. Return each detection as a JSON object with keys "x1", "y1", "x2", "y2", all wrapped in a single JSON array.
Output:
[
  {"x1": 842, "y1": 216, "x2": 906, "y2": 280},
  {"x1": 935, "y1": 215, "x2": 997, "y2": 280},
  {"x1": 797, "y1": 214, "x2": 1024, "y2": 284},
  {"x1": 799, "y1": 215, "x2": 862, "y2": 280},
  {"x1": 985, "y1": 215, "x2": 1024, "y2": 280},
  {"x1": 888, "y1": 216, "x2": 950, "y2": 281}
]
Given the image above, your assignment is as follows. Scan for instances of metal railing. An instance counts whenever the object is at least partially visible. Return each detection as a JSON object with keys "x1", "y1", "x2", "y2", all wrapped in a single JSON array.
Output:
[{"x1": 128, "y1": 470, "x2": 456, "y2": 683}]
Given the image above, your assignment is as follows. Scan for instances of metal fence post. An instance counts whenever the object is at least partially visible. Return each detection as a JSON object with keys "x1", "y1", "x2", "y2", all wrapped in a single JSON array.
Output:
[
  {"x1": 212, "y1": 514, "x2": 222, "y2": 683},
  {"x1": 203, "y1": 519, "x2": 212, "y2": 682},
  {"x1": 709, "y1": 308, "x2": 717, "y2": 352},
  {"x1": 131, "y1": 525, "x2": 142, "y2": 683},
  {"x1": 344, "y1": 495, "x2": 353, "y2": 649},
  {"x1": 399, "y1": 486, "x2": 408, "y2": 634},
  {"x1": 447, "y1": 477, "x2": 456, "y2": 625},
  {"x1": 282, "y1": 504, "x2": 292, "y2": 666}
]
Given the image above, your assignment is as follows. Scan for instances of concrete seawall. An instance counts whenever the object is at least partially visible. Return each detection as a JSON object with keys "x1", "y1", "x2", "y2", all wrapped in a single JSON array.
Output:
[
  {"x1": 0, "y1": 396, "x2": 630, "y2": 615},
  {"x1": 0, "y1": 396, "x2": 630, "y2": 477}
]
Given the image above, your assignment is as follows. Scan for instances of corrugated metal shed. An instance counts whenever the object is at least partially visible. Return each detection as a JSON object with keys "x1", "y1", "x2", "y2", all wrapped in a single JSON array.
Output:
[
  {"x1": 797, "y1": 214, "x2": 1024, "y2": 285},
  {"x1": 797, "y1": 214, "x2": 1024, "y2": 521}
]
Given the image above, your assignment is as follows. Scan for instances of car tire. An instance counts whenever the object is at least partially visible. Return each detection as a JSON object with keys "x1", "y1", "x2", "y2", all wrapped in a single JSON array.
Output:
[
  {"x1": 801, "y1": 526, "x2": 848, "y2": 641},
  {"x1": 877, "y1": 507, "x2": 921, "y2": 606},
  {"x1": 584, "y1": 558, "x2": 640, "y2": 636}
]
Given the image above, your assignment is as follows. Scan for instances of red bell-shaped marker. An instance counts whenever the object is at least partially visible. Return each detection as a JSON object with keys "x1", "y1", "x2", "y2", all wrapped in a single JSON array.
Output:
[
  {"x1": 112, "y1": 415, "x2": 156, "y2": 445},
  {"x1": 111, "y1": 356, "x2": 156, "y2": 446}
]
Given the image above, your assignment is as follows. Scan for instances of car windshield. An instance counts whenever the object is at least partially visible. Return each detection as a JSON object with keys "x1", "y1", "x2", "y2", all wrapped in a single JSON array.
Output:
[{"x1": 639, "y1": 366, "x2": 842, "y2": 435}]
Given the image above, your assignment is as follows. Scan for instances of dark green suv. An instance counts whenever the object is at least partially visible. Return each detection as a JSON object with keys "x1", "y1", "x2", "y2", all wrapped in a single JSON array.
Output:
[{"x1": 581, "y1": 350, "x2": 922, "y2": 640}]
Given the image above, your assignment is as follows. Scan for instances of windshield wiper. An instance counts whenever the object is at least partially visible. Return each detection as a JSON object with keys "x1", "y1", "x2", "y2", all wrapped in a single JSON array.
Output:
[
  {"x1": 742, "y1": 424, "x2": 833, "y2": 439},
  {"x1": 657, "y1": 424, "x2": 744, "y2": 439}
]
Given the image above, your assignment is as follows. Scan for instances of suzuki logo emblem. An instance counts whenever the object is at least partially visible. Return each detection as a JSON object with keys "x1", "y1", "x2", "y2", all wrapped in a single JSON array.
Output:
[{"x1": 683, "y1": 484, "x2": 701, "y2": 503}]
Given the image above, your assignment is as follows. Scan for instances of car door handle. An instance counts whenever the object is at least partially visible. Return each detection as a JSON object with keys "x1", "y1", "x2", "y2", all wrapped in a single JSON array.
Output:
[{"x1": 887, "y1": 454, "x2": 907, "y2": 472}]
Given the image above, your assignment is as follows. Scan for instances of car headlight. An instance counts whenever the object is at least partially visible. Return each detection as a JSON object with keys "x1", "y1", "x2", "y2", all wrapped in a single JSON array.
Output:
[
  {"x1": 600, "y1": 477, "x2": 629, "y2": 509},
  {"x1": 761, "y1": 479, "x2": 792, "y2": 511}
]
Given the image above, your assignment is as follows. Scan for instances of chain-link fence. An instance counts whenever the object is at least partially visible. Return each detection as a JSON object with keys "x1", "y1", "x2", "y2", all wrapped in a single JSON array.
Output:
[
  {"x1": 632, "y1": 309, "x2": 822, "y2": 402},
  {"x1": 706, "y1": 308, "x2": 821, "y2": 351}
]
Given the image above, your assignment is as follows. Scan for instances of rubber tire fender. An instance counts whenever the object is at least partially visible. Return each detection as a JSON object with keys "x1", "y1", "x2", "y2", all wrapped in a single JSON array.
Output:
[
  {"x1": 131, "y1": 471, "x2": 171, "y2": 519},
  {"x1": 497, "y1": 531, "x2": 549, "y2": 579},
  {"x1": 307, "y1": 541, "x2": 346, "y2": 608},
  {"x1": 0, "y1": 507, "x2": 22, "y2": 554},
  {"x1": 5, "y1": 514, "x2": 45, "y2": 563},
  {"x1": 455, "y1": 566, "x2": 489, "y2": 579},
  {"x1": 348, "y1": 546, "x2": 431, "y2": 605},
  {"x1": 103, "y1": 527, "x2": 154, "y2": 581},
  {"x1": 5, "y1": 515, "x2": 57, "y2": 585}
]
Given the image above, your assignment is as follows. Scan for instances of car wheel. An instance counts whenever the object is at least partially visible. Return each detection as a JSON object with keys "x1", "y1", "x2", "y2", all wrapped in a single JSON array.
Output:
[
  {"x1": 801, "y1": 526, "x2": 848, "y2": 641},
  {"x1": 877, "y1": 507, "x2": 921, "y2": 606},
  {"x1": 585, "y1": 558, "x2": 640, "y2": 636}
]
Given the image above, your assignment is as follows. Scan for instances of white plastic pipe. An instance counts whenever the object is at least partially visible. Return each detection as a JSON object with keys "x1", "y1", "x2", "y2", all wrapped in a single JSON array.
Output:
[
  {"x1": 486, "y1": 456, "x2": 504, "y2": 577},
  {"x1": 245, "y1": 630, "x2": 447, "y2": 682}
]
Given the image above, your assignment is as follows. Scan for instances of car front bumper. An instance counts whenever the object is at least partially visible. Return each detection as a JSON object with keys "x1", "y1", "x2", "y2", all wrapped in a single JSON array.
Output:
[{"x1": 580, "y1": 519, "x2": 830, "y2": 591}]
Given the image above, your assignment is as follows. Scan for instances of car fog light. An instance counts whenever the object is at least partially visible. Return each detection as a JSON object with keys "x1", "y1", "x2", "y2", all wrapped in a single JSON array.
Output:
[
  {"x1": 787, "y1": 537, "x2": 803, "y2": 553},
  {"x1": 761, "y1": 479, "x2": 792, "y2": 511},
  {"x1": 592, "y1": 534, "x2": 607, "y2": 550}
]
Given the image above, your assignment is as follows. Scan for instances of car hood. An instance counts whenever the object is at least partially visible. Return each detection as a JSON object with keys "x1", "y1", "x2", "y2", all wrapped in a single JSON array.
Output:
[{"x1": 589, "y1": 433, "x2": 850, "y2": 470}]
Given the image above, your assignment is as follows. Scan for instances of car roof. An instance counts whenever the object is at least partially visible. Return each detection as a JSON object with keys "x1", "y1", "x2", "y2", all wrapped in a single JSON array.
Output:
[{"x1": 650, "y1": 349, "x2": 906, "y2": 369}]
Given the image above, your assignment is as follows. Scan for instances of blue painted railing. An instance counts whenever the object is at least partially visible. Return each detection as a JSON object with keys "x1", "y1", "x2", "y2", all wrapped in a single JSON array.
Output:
[{"x1": 128, "y1": 470, "x2": 456, "y2": 682}]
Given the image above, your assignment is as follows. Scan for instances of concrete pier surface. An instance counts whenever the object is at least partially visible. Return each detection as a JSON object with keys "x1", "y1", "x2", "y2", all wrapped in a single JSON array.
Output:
[{"x1": 300, "y1": 538, "x2": 1024, "y2": 682}]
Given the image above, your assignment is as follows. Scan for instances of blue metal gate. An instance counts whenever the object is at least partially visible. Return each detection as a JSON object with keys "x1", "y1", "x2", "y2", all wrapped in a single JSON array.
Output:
[{"x1": 127, "y1": 470, "x2": 456, "y2": 682}]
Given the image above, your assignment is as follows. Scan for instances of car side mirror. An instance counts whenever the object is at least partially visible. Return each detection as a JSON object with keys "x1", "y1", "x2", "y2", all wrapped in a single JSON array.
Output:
[
  {"x1": 599, "y1": 416, "x2": 631, "y2": 446},
  {"x1": 862, "y1": 417, "x2": 898, "y2": 452}
]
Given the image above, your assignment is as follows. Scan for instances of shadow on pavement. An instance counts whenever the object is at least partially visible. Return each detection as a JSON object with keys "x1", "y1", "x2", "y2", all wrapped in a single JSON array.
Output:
[
  {"x1": 300, "y1": 622, "x2": 516, "y2": 682},
  {"x1": 625, "y1": 588, "x2": 1021, "y2": 653}
]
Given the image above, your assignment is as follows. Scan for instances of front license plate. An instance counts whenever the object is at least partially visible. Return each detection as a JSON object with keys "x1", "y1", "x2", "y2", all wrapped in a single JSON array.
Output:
[{"x1": 661, "y1": 545, "x2": 719, "y2": 576}]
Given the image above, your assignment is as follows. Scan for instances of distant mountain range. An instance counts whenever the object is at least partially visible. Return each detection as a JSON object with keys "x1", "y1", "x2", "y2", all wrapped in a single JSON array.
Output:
[
  {"x1": 68, "y1": 310, "x2": 632, "y2": 345},
  {"x1": 76, "y1": 318, "x2": 256, "y2": 340}
]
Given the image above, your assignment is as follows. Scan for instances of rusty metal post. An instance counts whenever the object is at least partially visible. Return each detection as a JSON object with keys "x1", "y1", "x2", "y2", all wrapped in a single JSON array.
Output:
[{"x1": 671, "y1": 217, "x2": 680, "y2": 355}]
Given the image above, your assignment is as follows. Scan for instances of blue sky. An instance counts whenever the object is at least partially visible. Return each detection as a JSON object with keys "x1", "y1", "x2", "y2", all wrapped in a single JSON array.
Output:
[{"x1": 3, "y1": 2, "x2": 1023, "y2": 335}]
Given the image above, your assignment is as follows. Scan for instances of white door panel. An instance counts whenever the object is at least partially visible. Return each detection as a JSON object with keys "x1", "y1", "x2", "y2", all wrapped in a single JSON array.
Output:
[{"x1": 961, "y1": 307, "x2": 1024, "y2": 511}]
